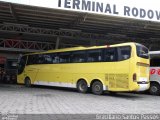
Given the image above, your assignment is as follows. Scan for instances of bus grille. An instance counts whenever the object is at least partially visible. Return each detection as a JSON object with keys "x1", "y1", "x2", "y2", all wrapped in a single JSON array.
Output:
[{"x1": 105, "y1": 74, "x2": 129, "y2": 89}]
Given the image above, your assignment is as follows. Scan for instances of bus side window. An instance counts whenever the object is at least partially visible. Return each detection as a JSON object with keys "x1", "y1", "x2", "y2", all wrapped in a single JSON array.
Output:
[
  {"x1": 105, "y1": 48, "x2": 117, "y2": 62},
  {"x1": 87, "y1": 49, "x2": 102, "y2": 62},
  {"x1": 43, "y1": 54, "x2": 53, "y2": 64},
  {"x1": 37, "y1": 54, "x2": 45, "y2": 64},
  {"x1": 118, "y1": 46, "x2": 131, "y2": 61},
  {"x1": 49, "y1": 53, "x2": 59, "y2": 64},
  {"x1": 27, "y1": 55, "x2": 37, "y2": 65},
  {"x1": 59, "y1": 52, "x2": 71, "y2": 63},
  {"x1": 71, "y1": 51, "x2": 86, "y2": 63}
]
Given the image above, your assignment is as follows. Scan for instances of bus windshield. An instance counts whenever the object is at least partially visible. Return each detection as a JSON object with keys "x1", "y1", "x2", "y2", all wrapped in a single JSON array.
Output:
[
  {"x1": 136, "y1": 44, "x2": 149, "y2": 59},
  {"x1": 18, "y1": 56, "x2": 27, "y2": 75}
]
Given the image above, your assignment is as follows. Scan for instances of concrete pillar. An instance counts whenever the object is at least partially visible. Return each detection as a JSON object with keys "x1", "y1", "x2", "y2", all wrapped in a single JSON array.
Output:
[{"x1": 55, "y1": 37, "x2": 60, "y2": 49}]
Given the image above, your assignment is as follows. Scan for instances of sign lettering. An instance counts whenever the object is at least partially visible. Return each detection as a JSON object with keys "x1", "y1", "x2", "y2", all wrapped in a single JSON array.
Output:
[
  {"x1": 2, "y1": 0, "x2": 160, "y2": 22},
  {"x1": 58, "y1": 0, "x2": 160, "y2": 22}
]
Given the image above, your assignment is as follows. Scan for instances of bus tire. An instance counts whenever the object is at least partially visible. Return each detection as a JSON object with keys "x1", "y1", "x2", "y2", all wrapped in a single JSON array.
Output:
[
  {"x1": 77, "y1": 80, "x2": 88, "y2": 93},
  {"x1": 91, "y1": 81, "x2": 103, "y2": 95},
  {"x1": 24, "y1": 78, "x2": 31, "y2": 87},
  {"x1": 149, "y1": 83, "x2": 160, "y2": 95}
]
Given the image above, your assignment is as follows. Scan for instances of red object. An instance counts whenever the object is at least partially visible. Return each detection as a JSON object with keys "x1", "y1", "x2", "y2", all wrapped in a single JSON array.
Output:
[
  {"x1": 150, "y1": 69, "x2": 156, "y2": 75},
  {"x1": 0, "y1": 57, "x2": 6, "y2": 64},
  {"x1": 150, "y1": 68, "x2": 160, "y2": 75}
]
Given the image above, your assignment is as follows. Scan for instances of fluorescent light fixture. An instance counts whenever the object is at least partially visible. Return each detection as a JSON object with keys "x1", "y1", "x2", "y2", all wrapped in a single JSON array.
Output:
[
  {"x1": 3, "y1": 22, "x2": 29, "y2": 27},
  {"x1": 107, "y1": 33, "x2": 126, "y2": 37}
]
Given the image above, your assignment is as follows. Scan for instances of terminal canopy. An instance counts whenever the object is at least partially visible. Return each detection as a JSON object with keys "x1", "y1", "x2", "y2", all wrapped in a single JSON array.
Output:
[{"x1": 0, "y1": 0, "x2": 160, "y2": 52}]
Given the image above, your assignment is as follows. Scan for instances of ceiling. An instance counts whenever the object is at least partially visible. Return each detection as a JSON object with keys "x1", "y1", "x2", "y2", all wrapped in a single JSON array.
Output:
[{"x1": 0, "y1": 1, "x2": 160, "y2": 51}]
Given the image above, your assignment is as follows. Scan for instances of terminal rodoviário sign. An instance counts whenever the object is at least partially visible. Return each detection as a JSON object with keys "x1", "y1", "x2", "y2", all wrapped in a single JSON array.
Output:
[
  {"x1": 1, "y1": 0, "x2": 160, "y2": 22},
  {"x1": 58, "y1": 0, "x2": 160, "y2": 22}
]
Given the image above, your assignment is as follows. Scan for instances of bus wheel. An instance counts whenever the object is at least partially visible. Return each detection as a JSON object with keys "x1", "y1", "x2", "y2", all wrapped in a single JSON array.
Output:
[
  {"x1": 149, "y1": 83, "x2": 160, "y2": 95},
  {"x1": 24, "y1": 78, "x2": 31, "y2": 87},
  {"x1": 77, "y1": 80, "x2": 88, "y2": 93},
  {"x1": 91, "y1": 81, "x2": 103, "y2": 95}
]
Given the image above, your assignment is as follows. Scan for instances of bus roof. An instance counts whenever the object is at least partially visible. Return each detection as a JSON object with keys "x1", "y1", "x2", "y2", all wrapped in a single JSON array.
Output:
[{"x1": 24, "y1": 42, "x2": 138, "y2": 55}]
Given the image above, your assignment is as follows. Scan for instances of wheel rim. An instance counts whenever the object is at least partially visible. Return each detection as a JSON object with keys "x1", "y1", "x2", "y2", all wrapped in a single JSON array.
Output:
[
  {"x1": 151, "y1": 86, "x2": 158, "y2": 93},
  {"x1": 79, "y1": 83, "x2": 86, "y2": 91},
  {"x1": 94, "y1": 85, "x2": 101, "y2": 92}
]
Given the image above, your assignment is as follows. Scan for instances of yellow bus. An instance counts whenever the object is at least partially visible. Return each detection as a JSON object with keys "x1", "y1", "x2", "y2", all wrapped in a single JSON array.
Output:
[{"x1": 17, "y1": 42, "x2": 150, "y2": 95}]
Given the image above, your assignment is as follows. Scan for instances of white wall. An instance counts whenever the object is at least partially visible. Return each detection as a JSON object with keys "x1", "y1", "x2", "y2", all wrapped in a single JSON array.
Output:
[{"x1": 1, "y1": 0, "x2": 160, "y2": 22}]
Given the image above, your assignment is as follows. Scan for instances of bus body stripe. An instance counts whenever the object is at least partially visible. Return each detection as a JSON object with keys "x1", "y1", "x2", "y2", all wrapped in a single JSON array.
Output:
[{"x1": 34, "y1": 81, "x2": 77, "y2": 88}]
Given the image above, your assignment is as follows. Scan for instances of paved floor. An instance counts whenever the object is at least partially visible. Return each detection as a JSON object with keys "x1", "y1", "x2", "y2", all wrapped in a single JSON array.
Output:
[{"x1": 0, "y1": 84, "x2": 160, "y2": 119}]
